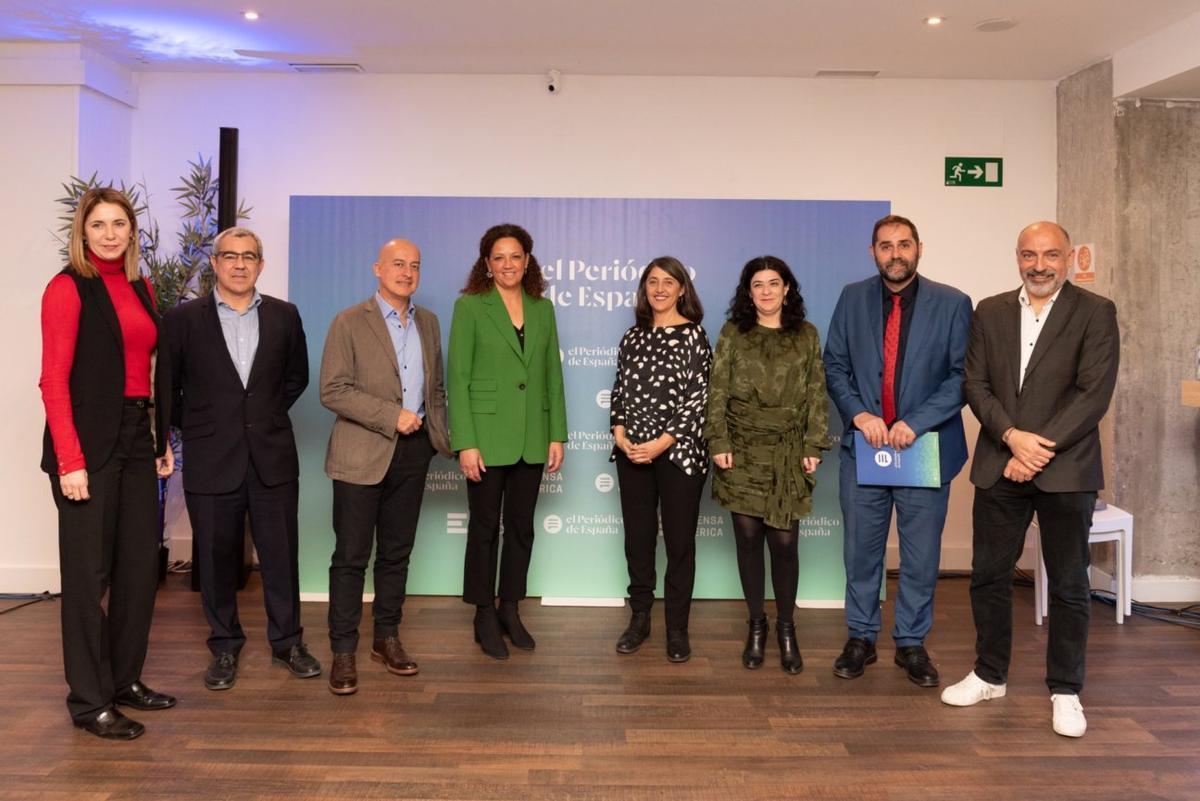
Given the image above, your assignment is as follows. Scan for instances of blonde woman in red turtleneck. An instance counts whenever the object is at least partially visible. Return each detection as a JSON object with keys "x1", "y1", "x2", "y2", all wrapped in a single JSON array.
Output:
[{"x1": 39, "y1": 188, "x2": 175, "y2": 740}]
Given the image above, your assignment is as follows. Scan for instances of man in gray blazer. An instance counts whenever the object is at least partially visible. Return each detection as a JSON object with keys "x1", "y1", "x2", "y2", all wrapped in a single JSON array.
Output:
[
  {"x1": 319, "y1": 238, "x2": 451, "y2": 696},
  {"x1": 942, "y1": 222, "x2": 1119, "y2": 739}
]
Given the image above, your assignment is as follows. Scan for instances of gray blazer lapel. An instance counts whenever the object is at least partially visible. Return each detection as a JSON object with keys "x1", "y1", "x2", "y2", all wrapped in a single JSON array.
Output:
[
  {"x1": 1000, "y1": 291, "x2": 1022, "y2": 396},
  {"x1": 414, "y1": 306, "x2": 439, "y2": 378},
  {"x1": 362, "y1": 297, "x2": 401, "y2": 376}
]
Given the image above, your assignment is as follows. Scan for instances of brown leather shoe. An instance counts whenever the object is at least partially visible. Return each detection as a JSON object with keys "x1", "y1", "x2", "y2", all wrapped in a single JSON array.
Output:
[
  {"x1": 371, "y1": 636, "x2": 419, "y2": 676},
  {"x1": 328, "y1": 652, "x2": 357, "y2": 695}
]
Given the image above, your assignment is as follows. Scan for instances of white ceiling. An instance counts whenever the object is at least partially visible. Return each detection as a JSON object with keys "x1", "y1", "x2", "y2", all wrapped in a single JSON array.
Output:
[{"x1": 2, "y1": 0, "x2": 1200, "y2": 82}]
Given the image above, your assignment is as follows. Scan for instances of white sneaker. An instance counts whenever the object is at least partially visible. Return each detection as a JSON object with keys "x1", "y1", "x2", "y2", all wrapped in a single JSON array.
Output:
[
  {"x1": 940, "y1": 671, "x2": 1007, "y2": 706},
  {"x1": 1051, "y1": 694, "x2": 1087, "y2": 737}
]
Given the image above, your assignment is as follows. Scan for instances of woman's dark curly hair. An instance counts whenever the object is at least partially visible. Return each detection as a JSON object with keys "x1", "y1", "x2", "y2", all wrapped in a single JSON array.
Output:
[
  {"x1": 461, "y1": 223, "x2": 546, "y2": 298},
  {"x1": 726, "y1": 255, "x2": 807, "y2": 332}
]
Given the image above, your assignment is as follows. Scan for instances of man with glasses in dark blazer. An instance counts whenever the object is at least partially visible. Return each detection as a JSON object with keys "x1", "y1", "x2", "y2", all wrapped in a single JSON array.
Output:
[{"x1": 162, "y1": 226, "x2": 319, "y2": 691}]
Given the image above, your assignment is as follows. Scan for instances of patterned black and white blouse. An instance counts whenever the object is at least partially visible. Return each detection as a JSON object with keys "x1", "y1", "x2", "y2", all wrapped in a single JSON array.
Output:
[{"x1": 609, "y1": 322, "x2": 713, "y2": 476}]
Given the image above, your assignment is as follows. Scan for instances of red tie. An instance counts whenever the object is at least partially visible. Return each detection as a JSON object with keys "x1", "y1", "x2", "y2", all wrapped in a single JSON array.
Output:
[{"x1": 881, "y1": 294, "x2": 901, "y2": 426}]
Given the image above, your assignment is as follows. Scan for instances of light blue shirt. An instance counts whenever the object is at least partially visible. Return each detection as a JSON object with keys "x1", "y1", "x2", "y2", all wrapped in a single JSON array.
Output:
[
  {"x1": 214, "y1": 287, "x2": 263, "y2": 388},
  {"x1": 375, "y1": 293, "x2": 425, "y2": 418}
]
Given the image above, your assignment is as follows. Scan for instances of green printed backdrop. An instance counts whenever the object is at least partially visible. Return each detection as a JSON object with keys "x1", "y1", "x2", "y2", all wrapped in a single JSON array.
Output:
[{"x1": 288, "y1": 196, "x2": 887, "y2": 602}]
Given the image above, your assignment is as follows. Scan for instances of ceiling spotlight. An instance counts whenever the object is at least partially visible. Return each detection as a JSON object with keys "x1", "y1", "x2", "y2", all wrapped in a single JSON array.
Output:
[
  {"x1": 924, "y1": 16, "x2": 945, "y2": 26},
  {"x1": 243, "y1": 10, "x2": 260, "y2": 21}
]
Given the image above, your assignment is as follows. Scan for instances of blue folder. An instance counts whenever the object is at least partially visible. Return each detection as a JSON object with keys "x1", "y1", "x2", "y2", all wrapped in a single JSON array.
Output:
[{"x1": 854, "y1": 431, "x2": 941, "y2": 488}]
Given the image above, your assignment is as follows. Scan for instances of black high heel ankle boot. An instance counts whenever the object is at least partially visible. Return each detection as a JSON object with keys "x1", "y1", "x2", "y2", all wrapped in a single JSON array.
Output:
[
  {"x1": 742, "y1": 617, "x2": 768, "y2": 669},
  {"x1": 497, "y1": 600, "x2": 536, "y2": 650},
  {"x1": 776, "y1": 621, "x2": 803, "y2": 674},
  {"x1": 474, "y1": 604, "x2": 509, "y2": 660}
]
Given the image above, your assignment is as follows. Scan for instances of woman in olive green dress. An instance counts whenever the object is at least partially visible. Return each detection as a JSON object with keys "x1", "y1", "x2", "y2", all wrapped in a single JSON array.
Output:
[{"x1": 705, "y1": 255, "x2": 831, "y2": 674}]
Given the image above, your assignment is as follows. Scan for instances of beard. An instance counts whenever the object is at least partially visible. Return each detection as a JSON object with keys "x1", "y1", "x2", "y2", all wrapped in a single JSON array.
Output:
[
  {"x1": 876, "y1": 255, "x2": 918, "y2": 286},
  {"x1": 1023, "y1": 270, "x2": 1064, "y2": 298}
]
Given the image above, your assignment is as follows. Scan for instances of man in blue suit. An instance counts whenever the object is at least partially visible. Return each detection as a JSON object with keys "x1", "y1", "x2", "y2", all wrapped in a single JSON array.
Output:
[{"x1": 824, "y1": 215, "x2": 973, "y2": 687}]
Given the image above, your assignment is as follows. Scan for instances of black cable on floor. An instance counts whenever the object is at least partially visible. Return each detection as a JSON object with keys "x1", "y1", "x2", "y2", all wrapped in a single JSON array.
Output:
[{"x1": 0, "y1": 592, "x2": 59, "y2": 615}]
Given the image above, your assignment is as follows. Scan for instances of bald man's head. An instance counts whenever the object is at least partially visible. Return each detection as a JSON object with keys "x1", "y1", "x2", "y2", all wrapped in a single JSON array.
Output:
[
  {"x1": 1016, "y1": 221, "x2": 1073, "y2": 301},
  {"x1": 1017, "y1": 221, "x2": 1070, "y2": 250},
  {"x1": 374, "y1": 238, "x2": 422, "y2": 309}
]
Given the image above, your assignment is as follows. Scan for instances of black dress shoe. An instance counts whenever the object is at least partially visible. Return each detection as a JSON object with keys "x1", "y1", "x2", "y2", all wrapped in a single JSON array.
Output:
[
  {"x1": 115, "y1": 681, "x2": 177, "y2": 710},
  {"x1": 894, "y1": 645, "x2": 940, "y2": 687},
  {"x1": 204, "y1": 651, "x2": 238, "y2": 691},
  {"x1": 474, "y1": 605, "x2": 509, "y2": 660},
  {"x1": 497, "y1": 600, "x2": 536, "y2": 650},
  {"x1": 75, "y1": 708, "x2": 145, "y2": 740},
  {"x1": 666, "y1": 629, "x2": 691, "y2": 663},
  {"x1": 616, "y1": 610, "x2": 651, "y2": 654},
  {"x1": 832, "y1": 637, "x2": 877, "y2": 679},
  {"x1": 272, "y1": 643, "x2": 322, "y2": 678},
  {"x1": 776, "y1": 621, "x2": 803, "y2": 675},
  {"x1": 742, "y1": 616, "x2": 768, "y2": 669}
]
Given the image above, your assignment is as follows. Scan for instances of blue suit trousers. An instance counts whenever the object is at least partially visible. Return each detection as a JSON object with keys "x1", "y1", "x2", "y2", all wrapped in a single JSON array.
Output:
[{"x1": 839, "y1": 451, "x2": 950, "y2": 646}]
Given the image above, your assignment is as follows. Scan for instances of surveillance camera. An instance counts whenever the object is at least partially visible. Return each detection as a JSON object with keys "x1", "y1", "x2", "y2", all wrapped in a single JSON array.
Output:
[{"x1": 547, "y1": 69, "x2": 562, "y2": 94}]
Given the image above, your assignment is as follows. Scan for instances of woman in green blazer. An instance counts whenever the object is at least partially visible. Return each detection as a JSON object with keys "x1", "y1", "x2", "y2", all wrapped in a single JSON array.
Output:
[{"x1": 448, "y1": 223, "x2": 568, "y2": 660}]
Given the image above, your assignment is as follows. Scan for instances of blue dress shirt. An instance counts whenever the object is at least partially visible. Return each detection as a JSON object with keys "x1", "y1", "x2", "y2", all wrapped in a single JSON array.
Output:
[
  {"x1": 214, "y1": 287, "x2": 263, "y2": 387},
  {"x1": 375, "y1": 293, "x2": 425, "y2": 418}
]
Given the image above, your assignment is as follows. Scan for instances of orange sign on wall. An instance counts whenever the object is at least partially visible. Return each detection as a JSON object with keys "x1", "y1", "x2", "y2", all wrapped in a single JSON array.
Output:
[{"x1": 1074, "y1": 242, "x2": 1096, "y2": 284}]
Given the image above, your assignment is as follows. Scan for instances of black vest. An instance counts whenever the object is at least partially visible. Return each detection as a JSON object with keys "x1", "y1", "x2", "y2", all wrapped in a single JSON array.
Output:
[{"x1": 40, "y1": 269, "x2": 164, "y2": 474}]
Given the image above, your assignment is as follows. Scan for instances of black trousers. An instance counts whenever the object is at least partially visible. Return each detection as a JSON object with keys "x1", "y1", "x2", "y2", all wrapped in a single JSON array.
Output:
[
  {"x1": 328, "y1": 430, "x2": 435, "y2": 653},
  {"x1": 614, "y1": 452, "x2": 704, "y2": 631},
  {"x1": 970, "y1": 479, "x2": 1096, "y2": 694},
  {"x1": 52, "y1": 401, "x2": 160, "y2": 723},
  {"x1": 462, "y1": 459, "x2": 543, "y2": 605},
  {"x1": 185, "y1": 460, "x2": 302, "y2": 657}
]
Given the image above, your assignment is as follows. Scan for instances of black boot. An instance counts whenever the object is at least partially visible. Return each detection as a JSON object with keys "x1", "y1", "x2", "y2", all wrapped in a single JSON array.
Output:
[
  {"x1": 776, "y1": 621, "x2": 803, "y2": 674},
  {"x1": 742, "y1": 617, "x2": 768, "y2": 669},
  {"x1": 616, "y1": 610, "x2": 651, "y2": 654},
  {"x1": 498, "y1": 600, "x2": 536, "y2": 650},
  {"x1": 474, "y1": 604, "x2": 509, "y2": 660},
  {"x1": 666, "y1": 629, "x2": 691, "y2": 663}
]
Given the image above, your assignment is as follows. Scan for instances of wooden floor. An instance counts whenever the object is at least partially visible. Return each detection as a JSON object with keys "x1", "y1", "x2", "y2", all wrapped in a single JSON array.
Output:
[{"x1": 1, "y1": 575, "x2": 1198, "y2": 801}]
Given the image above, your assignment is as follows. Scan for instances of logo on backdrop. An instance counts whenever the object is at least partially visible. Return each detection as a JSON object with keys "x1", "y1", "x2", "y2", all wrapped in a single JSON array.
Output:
[
  {"x1": 566, "y1": 430, "x2": 613, "y2": 455},
  {"x1": 540, "y1": 257, "x2": 696, "y2": 312},
  {"x1": 425, "y1": 468, "x2": 463, "y2": 493},
  {"x1": 594, "y1": 473, "x2": 615, "y2": 493},
  {"x1": 595, "y1": 390, "x2": 612, "y2": 409},
  {"x1": 446, "y1": 512, "x2": 468, "y2": 535},
  {"x1": 564, "y1": 345, "x2": 618, "y2": 369},
  {"x1": 543, "y1": 514, "x2": 564, "y2": 534}
]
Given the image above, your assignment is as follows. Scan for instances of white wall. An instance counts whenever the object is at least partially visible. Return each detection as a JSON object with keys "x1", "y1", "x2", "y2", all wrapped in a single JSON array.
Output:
[
  {"x1": 78, "y1": 87, "x2": 132, "y2": 182},
  {"x1": 0, "y1": 69, "x2": 1057, "y2": 589},
  {"x1": 0, "y1": 84, "x2": 82, "y2": 592},
  {"x1": 130, "y1": 72, "x2": 1056, "y2": 571},
  {"x1": 0, "y1": 44, "x2": 136, "y2": 592}
]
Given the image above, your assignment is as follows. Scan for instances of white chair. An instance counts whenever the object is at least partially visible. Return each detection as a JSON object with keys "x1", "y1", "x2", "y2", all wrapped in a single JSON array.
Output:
[{"x1": 1032, "y1": 504, "x2": 1133, "y2": 625}]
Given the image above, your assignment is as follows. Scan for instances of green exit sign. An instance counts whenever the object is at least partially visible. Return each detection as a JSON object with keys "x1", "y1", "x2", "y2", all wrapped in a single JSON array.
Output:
[{"x1": 945, "y1": 157, "x2": 1003, "y2": 187}]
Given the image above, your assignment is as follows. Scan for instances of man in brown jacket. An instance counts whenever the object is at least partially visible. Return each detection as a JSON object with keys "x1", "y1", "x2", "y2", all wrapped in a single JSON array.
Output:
[{"x1": 319, "y1": 238, "x2": 451, "y2": 695}]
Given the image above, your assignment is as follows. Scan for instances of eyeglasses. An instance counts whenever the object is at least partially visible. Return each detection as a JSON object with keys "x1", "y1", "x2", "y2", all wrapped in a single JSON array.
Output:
[{"x1": 217, "y1": 251, "x2": 261, "y2": 266}]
